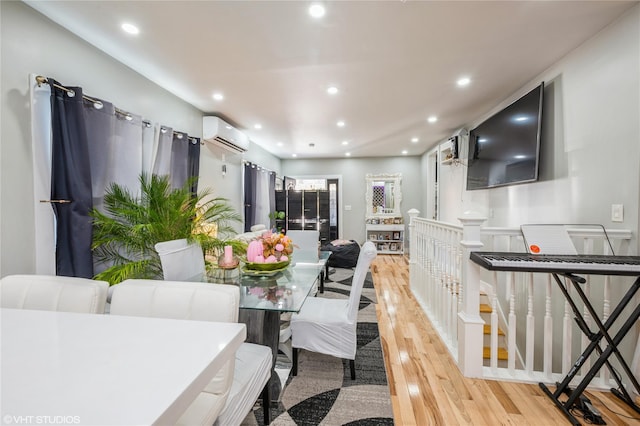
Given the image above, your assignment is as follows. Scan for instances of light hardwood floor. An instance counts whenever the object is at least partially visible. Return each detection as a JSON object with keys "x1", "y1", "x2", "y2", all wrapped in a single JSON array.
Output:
[{"x1": 371, "y1": 255, "x2": 640, "y2": 426}]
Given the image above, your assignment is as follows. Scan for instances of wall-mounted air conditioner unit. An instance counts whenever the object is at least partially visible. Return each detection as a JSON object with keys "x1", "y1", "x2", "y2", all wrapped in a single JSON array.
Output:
[{"x1": 202, "y1": 116, "x2": 249, "y2": 153}]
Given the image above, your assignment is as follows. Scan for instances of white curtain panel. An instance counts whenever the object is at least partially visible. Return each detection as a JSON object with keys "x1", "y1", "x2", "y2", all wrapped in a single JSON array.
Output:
[
  {"x1": 29, "y1": 74, "x2": 56, "y2": 275},
  {"x1": 141, "y1": 122, "x2": 158, "y2": 176},
  {"x1": 84, "y1": 99, "x2": 115, "y2": 213},
  {"x1": 255, "y1": 169, "x2": 271, "y2": 228},
  {"x1": 153, "y1": 126, "x2": 173, "y2": 177},
  {"x1": 106, "y1": 113, "x2": 143, "y2": 197}
]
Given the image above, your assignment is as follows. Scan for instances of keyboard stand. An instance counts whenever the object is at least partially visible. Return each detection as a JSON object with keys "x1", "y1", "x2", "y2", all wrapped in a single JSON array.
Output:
[{"x1": 539, "y1": 272, "x2": 640, "y2": 425}]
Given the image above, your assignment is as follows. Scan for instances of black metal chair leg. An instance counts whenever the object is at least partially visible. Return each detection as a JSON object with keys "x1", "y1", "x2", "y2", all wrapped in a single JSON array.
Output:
[
  {"x1": 261, "y1": 383, "x2": 271, "y2": 425},
  {"x1": 349, "y1": 359, "x2": 355, "y2": 380},
  {"x1": 292, "y1": 347, "x2": 298, "y2": 376}
]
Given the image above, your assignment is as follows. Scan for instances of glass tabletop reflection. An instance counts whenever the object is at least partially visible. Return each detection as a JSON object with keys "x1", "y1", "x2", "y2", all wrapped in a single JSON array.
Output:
[{"x1": 207, "y1": 264, "x2": 321, "y2": 312}]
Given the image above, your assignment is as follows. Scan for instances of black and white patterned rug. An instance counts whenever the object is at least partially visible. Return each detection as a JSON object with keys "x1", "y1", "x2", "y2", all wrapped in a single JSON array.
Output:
[{"x1": 242, "y1": 268, "x2": 394, "y2": 425}]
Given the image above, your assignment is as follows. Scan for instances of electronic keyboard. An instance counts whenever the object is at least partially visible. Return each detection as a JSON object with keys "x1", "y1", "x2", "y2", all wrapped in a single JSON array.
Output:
[{"x1": 470, "y1": 252, "x2": 640, "y2": 276}]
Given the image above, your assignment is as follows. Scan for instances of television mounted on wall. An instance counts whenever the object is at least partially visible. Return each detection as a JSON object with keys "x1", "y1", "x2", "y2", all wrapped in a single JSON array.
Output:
[{"x1": 466, "y1": 83, "x2": 544, "y2": 190}]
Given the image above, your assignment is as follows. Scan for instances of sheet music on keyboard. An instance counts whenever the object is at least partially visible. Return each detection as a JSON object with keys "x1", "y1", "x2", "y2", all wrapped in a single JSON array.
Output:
[
  {"x1": 470, "y1": 252, "x2": 640, "y2": 276},
  {"x1": 520, "y1": 225, "x2": 578, "y2": 255}
]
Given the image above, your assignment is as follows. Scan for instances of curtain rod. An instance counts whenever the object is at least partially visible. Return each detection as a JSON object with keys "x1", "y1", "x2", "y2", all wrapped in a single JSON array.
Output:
[
  {"x1": 36, "y1": 75, "x2": 133, "y2": 118},
  {"x1": 243, "y1": 160, "x2": 276, "y2": 174},
  {"x1": 35, "y1": 75, "x2": 200, "y2": 144}
]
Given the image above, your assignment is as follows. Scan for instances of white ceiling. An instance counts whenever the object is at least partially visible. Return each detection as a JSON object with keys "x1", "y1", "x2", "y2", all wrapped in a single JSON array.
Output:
[{"x1": 25, "y1": 1, "x2": 636, "y2": 159}]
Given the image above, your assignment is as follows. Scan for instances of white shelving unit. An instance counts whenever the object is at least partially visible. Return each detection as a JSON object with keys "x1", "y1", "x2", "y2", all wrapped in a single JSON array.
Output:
[
  {"x1": 440, "y1": 144, "x2": 454, "y2": 165},
  {"x1": 366, "y1": 223, "x2": 404, "y2": 255}
]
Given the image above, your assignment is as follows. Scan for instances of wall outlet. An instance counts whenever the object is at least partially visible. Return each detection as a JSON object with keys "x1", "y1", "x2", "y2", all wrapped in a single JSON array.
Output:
[{"x1": 611, "y1": 204, "x2": 623, "y2": 222}]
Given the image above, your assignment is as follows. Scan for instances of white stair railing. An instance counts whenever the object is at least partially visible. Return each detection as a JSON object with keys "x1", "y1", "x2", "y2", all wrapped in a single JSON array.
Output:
[{"x1": 408, "y1": 214, "x2": 634, "y2": 388}]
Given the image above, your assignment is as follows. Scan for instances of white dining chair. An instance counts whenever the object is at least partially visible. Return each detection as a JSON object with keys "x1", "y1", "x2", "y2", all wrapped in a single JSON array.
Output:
[
  {"x1": 110, "y1": 279, "x2": 273, "y2": 425},
  {"x1": 0, "y1": 274, "x2": 109, "y2": 314},
  {"x1": 290, "y1": 241, "x2": 377, "y2": 379},
  {"x1": 286, "y1": 230, "x2": 320, "y2": 264},
  {"x1": 282, "y1": 230, "x2": 322, "y2": 358},
  {"x1": 155, "y1": 238, "x2": 205, "y2": 282}
]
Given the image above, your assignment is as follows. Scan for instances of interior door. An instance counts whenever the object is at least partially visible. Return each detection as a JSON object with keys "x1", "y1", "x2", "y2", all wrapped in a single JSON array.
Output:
[{"x1": 287, "y1": 190, "x2": 302, "y2": 231}]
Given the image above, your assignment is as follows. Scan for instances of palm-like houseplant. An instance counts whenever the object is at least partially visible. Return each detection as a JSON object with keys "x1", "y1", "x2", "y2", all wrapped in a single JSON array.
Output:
[{"x1": 91, "y1": 173, "x2": 244, "y2": 285}]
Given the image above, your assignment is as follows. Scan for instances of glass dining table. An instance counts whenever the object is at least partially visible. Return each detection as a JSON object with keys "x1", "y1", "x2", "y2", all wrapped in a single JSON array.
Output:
[{"x1": 207, "y1": 261, "x2": 324, "y2": 402}]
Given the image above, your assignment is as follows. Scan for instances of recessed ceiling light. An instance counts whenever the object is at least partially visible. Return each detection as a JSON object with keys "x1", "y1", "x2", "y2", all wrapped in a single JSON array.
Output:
[
  {"x1": 427, "y1": 116, "x2": 438, "y2": 123},
  {"x1": 327, "y1": 86, "x2": 339, "y2": 95},
  {"x1": 514, "y1": 115, "x2": 529, "y2": 122},
  {"x1": 457, "y1": 77, "x2": 471, "y2": 87},
  {"x1": 341, "y1": 140, "x2": 349, "y2": 145},
  {"x1": 336, "y1": 120, "x2": 345, "y2": 127},
  {"x1": 309, "y1": 3, "x2": 326, "y2": 18},
  {"x1": 121, "y1": 23, "x2": 139, "y2": 35},
  {"x1": 345, "y1": 152, "x2": 351, "y2": 157},
  {"x1": 212, "y1": 93, "x2": 224, "y2": 101},
  {"x1": 478, "y1": 138, "x2": 488, "y2": 143},
  {"x1": 514, "y1": 154, "x2": 527, "y2": 159},
  {"x1": 254, "y1": 124, "x2": 262, "y2": 130},
  {"x1": 411, "y1": 137, "x2": 419, "y2": 143},
  {"x1": 402, "y1": 150, "x2": 408, "y2": 155},
  {"x1": 277, "y1": 142, "x2": 283, "y2": 147},
  {"x1": 292, "y1": 153, "x2": 297, "y2": 158}
]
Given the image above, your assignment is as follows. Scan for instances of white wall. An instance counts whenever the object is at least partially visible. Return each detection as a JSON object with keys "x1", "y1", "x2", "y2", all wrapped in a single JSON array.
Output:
[
  {"x1": 282, "y1": 156, "x2": 422, "y2": 244},
  {"x1": 432, "y1": 5, "x2": 640, "y2": 249}
]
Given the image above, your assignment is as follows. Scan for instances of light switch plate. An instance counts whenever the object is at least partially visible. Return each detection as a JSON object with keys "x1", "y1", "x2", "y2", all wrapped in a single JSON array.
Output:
[
  {"x1": 611, "y1": 204, "x2": 623, "y2": 222},
  {"x1": 344, "y1": 205, "x2": 352, "y2": 211}
]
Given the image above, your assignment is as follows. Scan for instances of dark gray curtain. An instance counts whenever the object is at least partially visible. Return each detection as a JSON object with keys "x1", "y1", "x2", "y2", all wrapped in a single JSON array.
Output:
[
  {"x1": 170, "y1": 132, "x2": 189, "y2": 189},
  {"x1": 188, "y1": 138, "x2": 201, "y2": 195},
  {"x1": 244, "y1": 163, "x2": 257, "y2": 231},
  {"x1": 49, "y1": 80, "x2": 93, "y2": 278},
  {"x1": 269, "y1": 172, "x2": 276, "y2": 220}
]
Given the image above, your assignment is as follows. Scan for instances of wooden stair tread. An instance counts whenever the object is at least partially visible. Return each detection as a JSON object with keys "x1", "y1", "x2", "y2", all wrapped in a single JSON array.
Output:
[
  {"x1": 480, "y1": 303, "x2": 492, "y2": 313},
  {"x1": 483, "y1": 324, "x2": 505, "y2": 335},
  {"x1": 483, "y1": 346, "x2": 508, "y2": 360}
]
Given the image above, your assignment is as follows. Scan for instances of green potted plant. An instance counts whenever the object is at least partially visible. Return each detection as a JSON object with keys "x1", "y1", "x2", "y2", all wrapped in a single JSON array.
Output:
[
  {"x1": 268, "y1": 210, "x2": 286, "y2": 232},
  {"x1": 91, "y1": 173, "x2": 244, "y2": 285}
]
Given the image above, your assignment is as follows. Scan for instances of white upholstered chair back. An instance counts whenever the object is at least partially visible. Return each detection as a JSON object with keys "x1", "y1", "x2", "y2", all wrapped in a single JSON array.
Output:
[
  {"x1": 110, "y1": 279, "x2": 241, "y2": 425},
  {"x1": 286, "y1": 230, "x2": 320, "y2": 263},
  {"x1": 155, "y1": 239, "x2": 206, "y2": 282},
  {"x1": 346, "y1": 241, "x2": 377, "y2": 323},
  {"x1": 0, "y1": 275, "x2": 109, "y2": 314},
  {"x1": 110, "y1": 279, "x2": 239, "y2": 323}
]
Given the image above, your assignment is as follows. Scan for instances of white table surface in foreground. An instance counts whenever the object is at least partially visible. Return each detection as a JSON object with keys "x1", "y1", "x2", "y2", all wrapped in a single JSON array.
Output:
[{"x1": 1, "y1": 308, "x2": 246, "y2": 426}]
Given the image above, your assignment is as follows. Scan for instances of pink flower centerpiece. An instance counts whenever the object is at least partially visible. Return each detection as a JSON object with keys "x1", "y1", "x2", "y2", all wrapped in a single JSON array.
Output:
[{"x1": 245, "y1": 231, "x2": 294, "y2": 270}]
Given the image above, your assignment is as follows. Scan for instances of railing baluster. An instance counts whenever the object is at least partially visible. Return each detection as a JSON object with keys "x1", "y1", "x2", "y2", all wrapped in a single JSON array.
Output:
[
  {"x1": 508, "y1": 277, "x2": 516, "y2": 373},
  {"x1": 544, "y1": 274, "x2": 553, "y2": 381},
  {"x1": 491, "y1": 291, "x2": 499, "y2": 371},
  {"x1": 525, "y1": 273, "x2": 535, "y2": 374}
]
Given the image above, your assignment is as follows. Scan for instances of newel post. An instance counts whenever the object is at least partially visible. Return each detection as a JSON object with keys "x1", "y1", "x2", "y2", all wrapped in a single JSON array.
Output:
[
  {"x1": 407, "y1": 208, "x2": 420, "y2": 264},
  {"x1": 457, "y1": 211, "x2": 487, "y2": 378}
]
